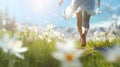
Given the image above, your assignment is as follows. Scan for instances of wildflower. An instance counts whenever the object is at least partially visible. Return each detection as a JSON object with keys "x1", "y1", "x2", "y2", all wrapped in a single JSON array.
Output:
[
  {"x1": 46, "y1": 38, "x2": 52, "y2": 43},
  {"x1": 52, "y1": 40, "x2": 86, "y2": 67},
  {"x1": 94, "y1": 31, "x2": 99, "y2": 37},
  {"x1": 107, "y1": 33, "x2": 116, "y2": 42},
  {"x1": 53, "y1": 31, "x2": 64, "y2": 40},
  {"x1": 24, "y1": 27, "x2": 30, "y2": 34},
  {"x1": 104, "y1": 45, "x2": 120, "y2": 63},
  {"x1": 100, "y1": 32, "x2": 106, "y2": 36},
  {"x1": 60, "y1": 33, "x2": 64, "y2": 40},
  {"x1": 93, "y1": 31, "x2": 101, "y2": 41},
  {"x1": 46, "y1": 24, "x2": 55, "y2": 31},
  {"x1": 0, "y1": 34, "x2": 28, "y2": 59}
]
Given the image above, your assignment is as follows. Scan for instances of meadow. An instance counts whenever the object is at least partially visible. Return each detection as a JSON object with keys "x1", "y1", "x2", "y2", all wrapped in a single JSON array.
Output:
[
  {"x1": 0, "y1": 25, "x2": 120, "y2": 67},
  {"x1": 0, "y1": 0, "x2": 120, "y2": 67}
]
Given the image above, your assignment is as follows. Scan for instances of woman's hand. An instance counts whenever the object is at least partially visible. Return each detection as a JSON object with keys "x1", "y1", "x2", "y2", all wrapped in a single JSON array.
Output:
[{"x1": 59, "y1": 0, "x2": 64, "y2": 6}]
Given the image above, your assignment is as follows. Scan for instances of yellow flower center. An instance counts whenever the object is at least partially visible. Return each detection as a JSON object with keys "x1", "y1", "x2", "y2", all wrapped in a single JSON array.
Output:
[{"x1": 66, "y1": 53, "x2": 73, "y2": 62}]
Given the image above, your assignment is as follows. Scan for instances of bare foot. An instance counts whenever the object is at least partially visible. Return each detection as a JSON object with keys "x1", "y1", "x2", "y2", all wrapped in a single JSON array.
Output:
[{"x1": 81, "y1": 33, "x2": 86, "y2": 47}]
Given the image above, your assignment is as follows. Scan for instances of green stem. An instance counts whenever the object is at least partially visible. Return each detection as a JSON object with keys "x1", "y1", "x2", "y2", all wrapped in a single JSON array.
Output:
[
  {"x1": 8, "y1": 54, "x2": 14, "y2": 67},
  {"x1": 8, "y1": 59, "x2": 14, "y2": 67}
]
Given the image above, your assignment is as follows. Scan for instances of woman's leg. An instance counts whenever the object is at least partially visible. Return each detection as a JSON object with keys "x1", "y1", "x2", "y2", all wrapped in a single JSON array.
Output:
[
  {"x1": 81, "y1": 11, "x2": 91, "y2": 47},
  {"x1": 76, "y1": 11, "x2": 82, "y2": 36},
  {"x1": 82, "y1": 11, "x2": 91, "y2": 34}
]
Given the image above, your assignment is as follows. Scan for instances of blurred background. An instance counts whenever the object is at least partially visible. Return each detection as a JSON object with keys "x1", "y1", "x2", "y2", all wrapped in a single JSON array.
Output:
[
  {"x1": 0, "y1": 0, "x2": 120, "y2": 40},
  {"x1": 0, "y1": 0, "x2": 120, "y2": 27}
]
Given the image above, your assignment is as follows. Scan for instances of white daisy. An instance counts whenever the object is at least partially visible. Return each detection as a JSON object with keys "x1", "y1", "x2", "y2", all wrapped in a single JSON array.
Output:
[
  {"x1": 52, "y1": 40, "x2": 86, "y2": 67},
  {"x1": 0, "y1": 34, "x2": 28, "y2": 59}
]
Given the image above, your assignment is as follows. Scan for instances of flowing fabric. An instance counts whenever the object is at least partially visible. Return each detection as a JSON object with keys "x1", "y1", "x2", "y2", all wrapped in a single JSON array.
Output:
[{"x1": 62, "y1": 0, "x2": 95, "y2": 20}]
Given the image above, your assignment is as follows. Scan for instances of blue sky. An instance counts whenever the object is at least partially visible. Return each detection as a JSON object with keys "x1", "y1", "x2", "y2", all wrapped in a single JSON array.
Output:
[{"x1": 0, "y1": 0, "x2": 120, "y2": 27}]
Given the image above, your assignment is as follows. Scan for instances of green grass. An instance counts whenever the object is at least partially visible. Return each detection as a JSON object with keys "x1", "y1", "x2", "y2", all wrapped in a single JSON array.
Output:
[{"x1": 0, "y1": 31, "x2": 120, "y2": 67}]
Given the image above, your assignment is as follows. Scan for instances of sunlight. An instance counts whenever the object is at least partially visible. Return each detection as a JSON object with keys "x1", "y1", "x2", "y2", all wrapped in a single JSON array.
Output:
[{"x1": 28, "y1": 0, "x2": 56, "y2": 14}]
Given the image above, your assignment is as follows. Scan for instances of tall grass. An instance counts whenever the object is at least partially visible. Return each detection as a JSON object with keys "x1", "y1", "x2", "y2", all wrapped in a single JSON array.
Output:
[{"x1": 0, "y1": 30, "x2": 120, "y2": 67}]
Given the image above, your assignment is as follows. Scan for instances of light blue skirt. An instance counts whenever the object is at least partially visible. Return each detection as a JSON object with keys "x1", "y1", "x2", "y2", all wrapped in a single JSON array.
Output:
[{"x1": 62, "y1": 0, "x2": 95, "y2": 19}]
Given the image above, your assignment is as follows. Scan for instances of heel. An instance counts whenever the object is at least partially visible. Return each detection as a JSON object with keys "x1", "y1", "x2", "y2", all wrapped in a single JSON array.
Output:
[{"x1": 81, "y1": 33, "x2": 86, "y2": 47}]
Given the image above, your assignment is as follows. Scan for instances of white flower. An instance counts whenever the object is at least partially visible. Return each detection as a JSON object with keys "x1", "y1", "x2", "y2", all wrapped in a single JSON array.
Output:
[
  {"x1": 107, "y1": 33, "x2": 116, "y2": 42},
  {"x1": 46, "y1": 38, "x2": 52, "y2": 43},
  {"x1": 52, "y1": 31, "x2": 64, "y2": 40},
  {"x1": 52, "y1": 40, "x2": 86, "y2": 67},
  {"x1": 100, "y1": 32, "x2": 106, "y2": 36},
  {"x1": 0, "y1": 34, "x2": 28, "y2": 59},
  {"x1": 104, "y1": 45, "x2": 120, "y2": 63},
  {"x1": 94, "y1": 32, "x2": 99, "y2": 37},
  {"x1": 46, "y1": 24, "x2": 55, "y2": 31}
]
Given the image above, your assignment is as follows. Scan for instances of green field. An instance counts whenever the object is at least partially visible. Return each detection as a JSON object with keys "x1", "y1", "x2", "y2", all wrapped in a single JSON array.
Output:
[{"x1": 0, "y1": 30, "x2": 120, "y2": 67}]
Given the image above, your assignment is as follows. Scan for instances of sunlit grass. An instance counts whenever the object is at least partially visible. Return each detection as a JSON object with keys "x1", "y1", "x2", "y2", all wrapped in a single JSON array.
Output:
[{"x1": 0, "y1": 30, "x2": 120, "y2": 67}]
